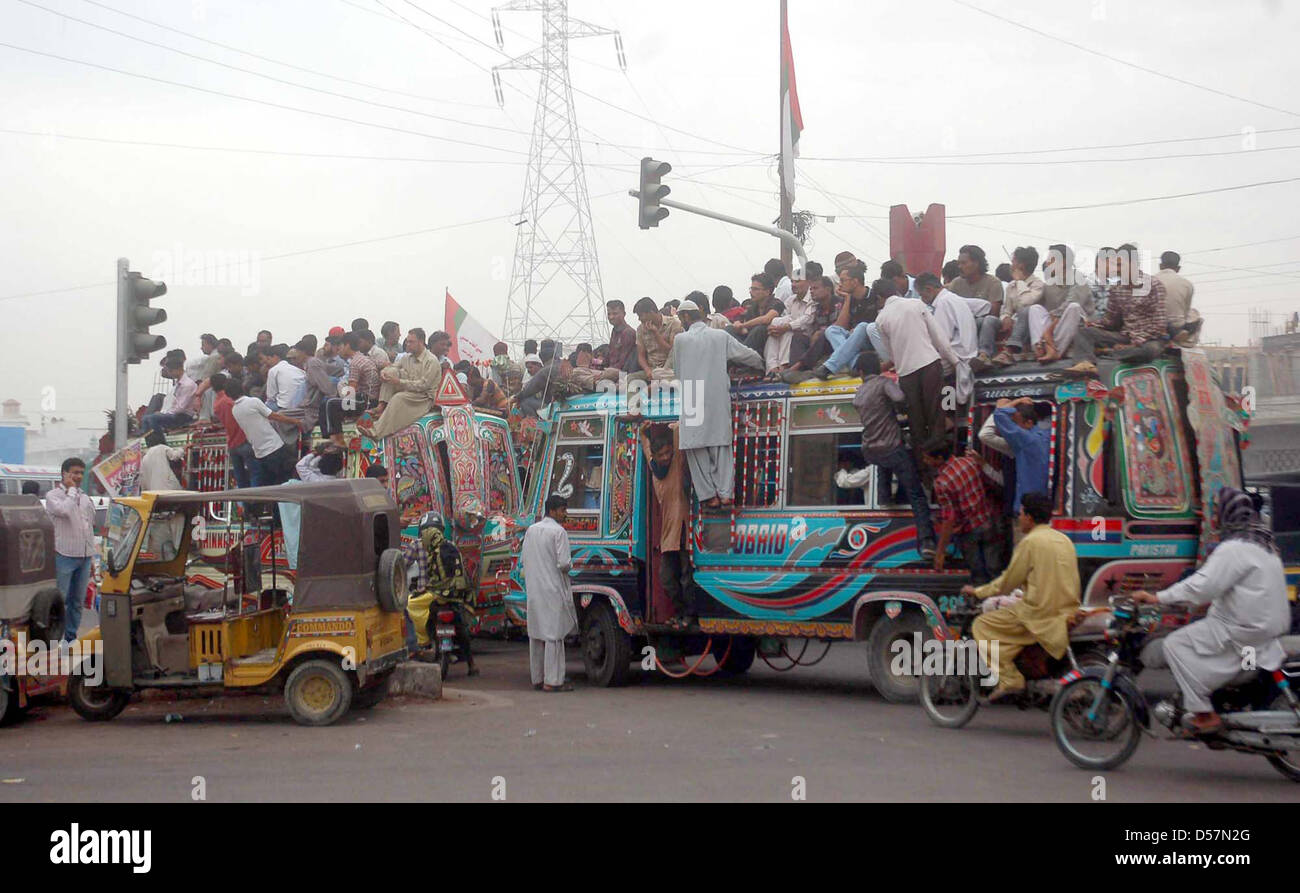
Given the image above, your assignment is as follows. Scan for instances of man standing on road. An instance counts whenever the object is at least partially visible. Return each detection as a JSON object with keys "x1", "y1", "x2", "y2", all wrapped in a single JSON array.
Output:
[
  {"x1": 523, "y1": 495, "x2": 579, "y2": 692},
  {"x1": 44, "y1": 458, "x2": 96, "y2": 644},
  {"x1": 671, "y1": 298, "x2": 765, "y2": 511}
]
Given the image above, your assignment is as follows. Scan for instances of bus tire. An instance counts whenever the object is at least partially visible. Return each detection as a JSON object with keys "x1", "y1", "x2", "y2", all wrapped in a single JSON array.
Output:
[
  {"x1": 581, "y1": 600, "x2": 631, "y2": 687},
  {"x1": 866, "y1": 610, "x2": 930, "y2": 703},
  {"x1": 67, "y1": 675, "x2": 130, "y2": 722},
  {"x1": 713, "y1": 637, "x2": 756, "y2": 676}
]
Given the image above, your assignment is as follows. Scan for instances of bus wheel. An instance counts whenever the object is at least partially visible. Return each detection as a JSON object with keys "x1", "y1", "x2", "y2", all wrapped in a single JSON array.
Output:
[
  {"x1": 285, "y1": 659, "x2": 353, "y2": 726},
  {"x1": 866, "y1": 611, "x2": 930, "y2": 703},
  {"x1": 581, "y1": 601, "x2": 631, "y2": 687},
  {"x1": 67, "y1": 675, "x2": 130, "y2": 722},
  {"x1": 713, "y1": 637, "x2": 756, "y2": 676}
]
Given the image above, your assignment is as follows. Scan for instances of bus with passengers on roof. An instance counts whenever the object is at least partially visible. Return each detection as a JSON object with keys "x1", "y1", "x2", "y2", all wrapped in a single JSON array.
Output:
[{"x1": 503, "y1": 347, "x2": 1251, "y2": 701}]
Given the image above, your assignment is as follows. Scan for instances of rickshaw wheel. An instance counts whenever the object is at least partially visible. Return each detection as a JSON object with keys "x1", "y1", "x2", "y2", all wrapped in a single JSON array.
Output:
[
  {"x1": 66, "y1": 675, "x2": 129, "y2": 722},
  {"x1": 0, "y1": 680, "x2": 23, "y2": 726},
  {"x1": 285, "y1": 659, "x2": 353, "y2": 726}
]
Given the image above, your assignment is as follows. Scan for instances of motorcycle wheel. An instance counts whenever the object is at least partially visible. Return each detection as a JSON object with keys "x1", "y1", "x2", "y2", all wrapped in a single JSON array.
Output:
[
  {"x1": 440, "y1": 649, "x2": 452, "y2": 682},
  {"x1": 1051, "y1": 677, "x2": 1142, "y2": 770},
  {"x1": 1264, "y1": 694, "x2": 1300, "y2": 783},
  {"x1": 920, "y1": 669, "x2": 980, "y2": 729}
]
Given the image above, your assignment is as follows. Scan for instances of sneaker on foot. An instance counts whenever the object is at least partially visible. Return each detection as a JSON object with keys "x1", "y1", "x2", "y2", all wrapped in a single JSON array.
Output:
[{"x1": 920, "y1": 541, "x2": 937, "y2": 560}]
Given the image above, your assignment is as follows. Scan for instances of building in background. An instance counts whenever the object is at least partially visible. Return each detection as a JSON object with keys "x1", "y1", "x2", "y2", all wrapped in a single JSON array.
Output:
[
  {"x1": 1204, "y1": 331, "x2": 1300, "y2": 476},
  {"x1": 0, "y1": 399, "x2": 101, "y2": 467}
]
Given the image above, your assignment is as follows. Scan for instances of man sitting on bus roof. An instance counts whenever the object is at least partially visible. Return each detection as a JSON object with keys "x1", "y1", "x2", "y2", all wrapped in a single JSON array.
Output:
[
  {"x1": 1065, "y1": 244, "x2": 1168, "y2": 377},
  {"x1": 961, "y1": 492, "x2": 1081, "y2": 702}
]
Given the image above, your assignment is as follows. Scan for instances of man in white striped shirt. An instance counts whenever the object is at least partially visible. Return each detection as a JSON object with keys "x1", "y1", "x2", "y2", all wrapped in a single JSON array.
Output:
[{"x1": 44, "y1": 457, "x2": 97, "y2": 644}]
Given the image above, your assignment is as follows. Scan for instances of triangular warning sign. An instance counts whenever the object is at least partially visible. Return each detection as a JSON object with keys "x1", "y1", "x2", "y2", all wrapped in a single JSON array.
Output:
[{"x1": 435, "y1": 368, "x2": 469, "y2": 406}]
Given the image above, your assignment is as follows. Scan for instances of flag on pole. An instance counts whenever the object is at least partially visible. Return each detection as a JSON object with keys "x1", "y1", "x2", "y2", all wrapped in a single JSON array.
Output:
[
  {"x1": 780, "y1": 0, "x2": 803, "y2": 204},
  {"x1": 443, "y1": 290, "x2": 500, "y2": 365}
]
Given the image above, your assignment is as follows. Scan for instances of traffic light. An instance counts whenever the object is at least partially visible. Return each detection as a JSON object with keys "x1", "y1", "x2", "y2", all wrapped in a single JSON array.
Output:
[
  {"x1": 119, "y1": 269, "x2": 167, "y2": 365},
  {"x1": 638, "y1": 157, "x2": 672, "y2": 229}
]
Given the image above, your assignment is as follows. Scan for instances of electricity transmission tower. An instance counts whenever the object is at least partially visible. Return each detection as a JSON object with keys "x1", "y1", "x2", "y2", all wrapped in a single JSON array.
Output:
[{"x1": 492, "y1": 0, "x2": 625, "y2": 350}]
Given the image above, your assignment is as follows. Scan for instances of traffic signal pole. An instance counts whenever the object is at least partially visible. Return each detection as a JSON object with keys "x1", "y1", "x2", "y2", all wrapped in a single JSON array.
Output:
[
  {"x1": 629, "y1": 190, "x2": 808, "y2": 276},
  {"x1": 114, "y1": 257, "x2": 129, "y2": 451}
]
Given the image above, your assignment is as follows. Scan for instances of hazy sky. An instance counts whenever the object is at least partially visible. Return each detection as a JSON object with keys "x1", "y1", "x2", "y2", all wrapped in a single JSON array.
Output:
[{"x1": 2, "y1": 0, "x2": 1298, "y2": 429}]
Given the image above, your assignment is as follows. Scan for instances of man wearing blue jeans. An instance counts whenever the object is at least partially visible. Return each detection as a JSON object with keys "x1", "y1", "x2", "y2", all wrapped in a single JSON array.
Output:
[
  {"x1": 811, "y1": 261, "x2": 887, "y2": 380},
  {"x1": 44, "y1": 457, "x2": 97, "y2": 643}
]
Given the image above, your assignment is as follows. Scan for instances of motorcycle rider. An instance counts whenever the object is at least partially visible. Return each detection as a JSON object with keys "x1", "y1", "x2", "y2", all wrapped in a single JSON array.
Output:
[
  {"x1": 960, "y1": 491, "x2": 1081, "y2": 702},
  {"x1": 407, "y1": 512, "x2": 478, "y2": 677},
  {"x1": 1133, "y1": 487, "x2": 1290, "y2": 735}
]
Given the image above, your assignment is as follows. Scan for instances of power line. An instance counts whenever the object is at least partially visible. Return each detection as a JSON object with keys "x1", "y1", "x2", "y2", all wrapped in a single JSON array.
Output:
[
  {"x1": 18, "y1": 0, "x2": 539, "y2": 139},
  {"x1": 949, "y1": 176, "x2": 1300, "y2": 219},
  {"x1": 0, "y1": 40, "x2": 531, "y2": 155},
  {"x1": 815, "y1": 176, "x2": 1300, "y2": 220},
  {"x1": 80, "y1": 0, "x2": 498, "y2": 109},
  {"x1": 0, "y1": 125, "x2": 759, "y2": 170},
  {"x1": 800, "y1": 126, "x2": 1300, "y2": 162},
  {"x1": 948, "y1": 0, "x2": 1300, "y2": 120},
  {"x1": 397, "y1": 0, "x2": 764, "y2": 156},
  {"x1": 0, "y1": 188, "x2": 636, "y2": 304},
  {"x1": 800, "y1": 142, "x2": 1300, "y2": 167}
]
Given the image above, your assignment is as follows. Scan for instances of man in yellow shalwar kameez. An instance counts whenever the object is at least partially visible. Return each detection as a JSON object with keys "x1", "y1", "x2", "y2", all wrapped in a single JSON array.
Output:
[{"x1": 961, "y1": 491, "x2": 1081, "y2": 700}]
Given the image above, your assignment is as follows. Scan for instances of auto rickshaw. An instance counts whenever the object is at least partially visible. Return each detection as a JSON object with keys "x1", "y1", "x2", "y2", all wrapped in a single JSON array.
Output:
[
  {"x1": 0, "y1": 495, "x2": 72, "y2": 724},
  {"x1": 68, "y1": 479, "x2": 410, "y2": 726}
]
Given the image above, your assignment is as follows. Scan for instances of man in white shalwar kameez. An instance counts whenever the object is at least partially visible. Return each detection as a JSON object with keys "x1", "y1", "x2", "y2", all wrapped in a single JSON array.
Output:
[
  {"x1": 916, "y1": 274, "x2": 978, "y2": 406},
  {"x1": 522, "y1": 495, "x2": 580, "y2": 691},
  {"x1": 669, "y1": 299, "x2": 764, "y2": 510},
  {"x1": 1135, "y1": 488, "x2": 1292, "y2": 734}
]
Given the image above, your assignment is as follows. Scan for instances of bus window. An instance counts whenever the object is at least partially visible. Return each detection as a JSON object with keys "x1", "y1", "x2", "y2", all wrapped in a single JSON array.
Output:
[
  {"x1": 734, "y1": 398, "x2": 784, "y2": 507},
  {"x1": 549, "y1": 439, "x2": 604, "y2": 533},
  {"x1": 1116, "y1": 367, "x2": 1193, "y2": 516},
  {"x1": 389, "y1": 427, "x2": 435, "y2": 525},
  {"x1": 787, "y1": 431, "x2": 866, "y2": 507},
  {"x1": 783, "y1": 398, "x2": 864, "y2": 508},
  {"x1": 480, "y1": 422, "x2": 518, "y2": 516}
]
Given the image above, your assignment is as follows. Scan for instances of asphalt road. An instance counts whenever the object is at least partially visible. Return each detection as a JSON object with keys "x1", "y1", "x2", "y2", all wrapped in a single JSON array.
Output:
[{"x1": 2, "y1": 640, "x2": 1297, "y2": 802}]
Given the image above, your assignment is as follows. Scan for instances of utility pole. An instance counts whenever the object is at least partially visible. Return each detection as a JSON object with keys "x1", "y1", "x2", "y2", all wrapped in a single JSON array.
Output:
[
  {"x1": 115, "y1": 257, "x2": 129, "y2": 451},
  {"x1": 778, "y1": 0, "x2": 794, "y2": 273}
]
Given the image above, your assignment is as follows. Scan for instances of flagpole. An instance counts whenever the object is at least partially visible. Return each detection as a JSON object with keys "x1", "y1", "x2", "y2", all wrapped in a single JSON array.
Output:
[{"x1": 778, "y1": 0, "x2": 793, "y2": 273}]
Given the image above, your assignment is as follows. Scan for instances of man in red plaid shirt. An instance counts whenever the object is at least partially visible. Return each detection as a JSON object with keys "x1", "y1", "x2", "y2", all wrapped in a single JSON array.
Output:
[{"x1": 922, "y1": 439, "x2": 997, "y2": 583}]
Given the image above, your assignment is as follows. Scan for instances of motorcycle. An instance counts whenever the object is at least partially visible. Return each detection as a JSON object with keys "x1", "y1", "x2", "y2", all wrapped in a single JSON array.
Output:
[
  {"x1": 920, "y1": 595, "x2": 1104, "y2": 728},
  {"x1": 407, "y1": 588, "x2": 475, "y2": 679},
  {"x1": 1050, "y1": 595, "x2": 1300, "y2": 780}
]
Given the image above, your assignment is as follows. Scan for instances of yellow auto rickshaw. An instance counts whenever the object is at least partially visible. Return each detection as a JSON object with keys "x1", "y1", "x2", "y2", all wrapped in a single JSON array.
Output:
[{"x1": 68, "y1": 479, "x2": 409, "y2": 726}]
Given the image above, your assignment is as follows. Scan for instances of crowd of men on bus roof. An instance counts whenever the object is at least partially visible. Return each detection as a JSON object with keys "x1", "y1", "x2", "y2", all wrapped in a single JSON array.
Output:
[
  {"x1": 125, "y1": 242, "x2": 1198, "y2": 502},
  {"x1": 88, "y1": 242, "x2": 1296, "y2": 728}
]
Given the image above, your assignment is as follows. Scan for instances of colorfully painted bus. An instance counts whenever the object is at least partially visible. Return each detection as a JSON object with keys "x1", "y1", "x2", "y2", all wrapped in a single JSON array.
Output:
[
  {"x1": 504, "y1": 347, "x2": 1247, "y2": 701},
  {"x1": 130, "y1": 375, "x2": 523, "y2": 633}
]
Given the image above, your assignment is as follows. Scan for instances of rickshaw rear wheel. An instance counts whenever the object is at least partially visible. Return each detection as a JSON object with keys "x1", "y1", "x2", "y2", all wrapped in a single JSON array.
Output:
[
  {"x1": 285, "y1": 659, "x2": 353, "y2": 726},
  {"x1": 353, "y1": 672, "x2": 392, "y2": 710},
  {"x1": 67, "y1": 675, "x2": 130, "y2": 722},
  {"x1": 581, "y1": 600, "x2": 631, "y2": 687},
  {"x1": 0, "y1": 679, "x2": 25, "y2": 726},
  {"x1": 30, "y1": 588, "x2": 66, "y2": 643},
  {"x1": 866, "y1": 611, "x2": 930, "y2": 703}
]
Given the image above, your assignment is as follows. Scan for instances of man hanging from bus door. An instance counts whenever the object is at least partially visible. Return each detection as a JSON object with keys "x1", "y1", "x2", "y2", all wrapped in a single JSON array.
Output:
[{"x1": 641, "y1": 422, "x2": 694, "y2": 630}]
